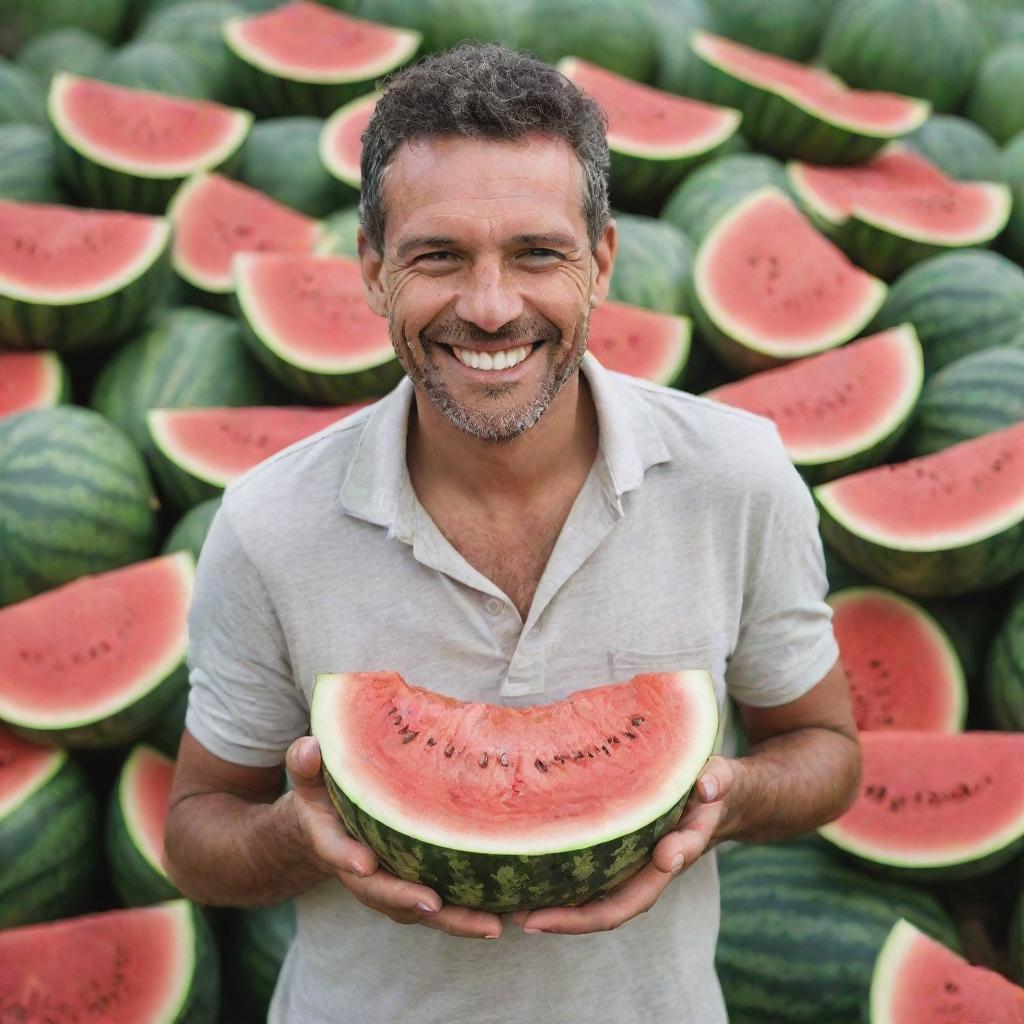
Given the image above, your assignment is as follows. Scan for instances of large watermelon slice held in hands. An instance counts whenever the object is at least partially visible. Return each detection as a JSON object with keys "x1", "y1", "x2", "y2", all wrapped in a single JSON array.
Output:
[{"x1": 311, "y1": 669, "x2": 719, "y2": 912}]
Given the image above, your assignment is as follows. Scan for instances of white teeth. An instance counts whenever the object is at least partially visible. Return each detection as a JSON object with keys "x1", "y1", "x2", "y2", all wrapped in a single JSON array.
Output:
[{"x1": 453, "y1": 344, "x2": 532, "y2": 370}]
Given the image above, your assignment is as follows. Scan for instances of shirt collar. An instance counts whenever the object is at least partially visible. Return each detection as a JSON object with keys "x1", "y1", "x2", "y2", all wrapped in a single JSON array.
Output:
[{"x1": 337, "y1": 352, "x2": 673, "y2": 529}]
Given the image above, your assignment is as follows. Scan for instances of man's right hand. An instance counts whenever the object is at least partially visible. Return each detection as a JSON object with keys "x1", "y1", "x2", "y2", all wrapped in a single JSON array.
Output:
[{"x1": 285, "y1": 735, "x2": 503, "y2": 940}]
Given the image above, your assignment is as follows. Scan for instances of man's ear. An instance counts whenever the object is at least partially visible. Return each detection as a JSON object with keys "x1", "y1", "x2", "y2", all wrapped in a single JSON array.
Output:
[
  {"x1": 589, "y1": 218, "x2": 617, "y2": 309},
  {"x1": 358, "y1": 228, "x2": 388, "y2": 318}
]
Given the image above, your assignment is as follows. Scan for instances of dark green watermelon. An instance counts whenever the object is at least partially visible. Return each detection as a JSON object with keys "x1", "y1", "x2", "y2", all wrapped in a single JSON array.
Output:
[
  {"x1": 903, "y1": 115, "x2": 1002, "y2": 182},
  {"x1": 608, "y1": 211, "x2": 694, "y2": 315}
]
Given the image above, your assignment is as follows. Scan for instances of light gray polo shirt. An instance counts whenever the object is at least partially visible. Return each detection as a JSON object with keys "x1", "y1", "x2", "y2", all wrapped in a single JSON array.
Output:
[{"x1": 186, "y1": 352, "x2": 838, "y2": 1024}]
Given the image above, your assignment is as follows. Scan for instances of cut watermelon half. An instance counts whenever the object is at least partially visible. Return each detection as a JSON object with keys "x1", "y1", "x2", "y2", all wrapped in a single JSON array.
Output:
[
  {"x1": 146, "y1": 404, "x2": 371, "y2": 509},
  {"x1": 688, "y1": 31, "x2": 929, "y2": 164},
  {"x1": 815, "y1": 420, "x2": 1024, "y2": 596},
  {"x1": 319, "y1": 90, "x2": 378, "y2": 190},
  {"x1": 788, "y1": 146, "x2": 1012, "y2": 278},
  {"x1": 587, "y1": 299, "x2": 691, "y2": 387},
  {"x1": 0, "y1": 900, "x2": 218, "y2": 1022},
  {"x1": 311, "y1": 669, "x2": 719, "y2": 911},
  {"x1": 0, "y1": 552, "x2": 194, "y2": 748},
  {"x1": 829, "y1": 587, "x2": 966, "y2": 732},
  {"x1": 0, "y1": 727, "x2": 66, "y2": 822},
  {"x1": 49, "y1": 73, "x2": 251, "y2": 177},
  {"x1": 167, "y1": 172, "x2": 322, "y2": 295},
  {"x1": 706, "y1": 325, "x2": 922, "y2": 482},
  {"x1": 692, "y1": 187, "x2": 887, "y2": 373},
  {"x1": 558, "y1": 57, "x2": 741, "y2": 209},
  {"x1": 870, "y1": 919, "x2": 1024, "y2": 1024},
  {"x1": 819, "y1": 731, "x2": 1024, "y2": 880},
  {"x1": 0, "y1": 351, "x2": 67, "y2": 418}
]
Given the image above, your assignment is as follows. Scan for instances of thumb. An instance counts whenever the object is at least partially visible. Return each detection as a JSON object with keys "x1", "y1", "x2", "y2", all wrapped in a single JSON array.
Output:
[
  {"x1": 286, "y1": 735, "x2": 323, "y2": 789},
  {"x1": 695, "y1": 755, "x2": 736, "y2": 803}
]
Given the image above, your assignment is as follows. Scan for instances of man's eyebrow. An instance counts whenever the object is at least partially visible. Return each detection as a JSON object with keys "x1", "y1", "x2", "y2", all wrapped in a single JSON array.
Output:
[
  {"x1": 394, "y1": 232, "x2": 581, "y2": 259},
  {"x1": 395, "y1": 235, "x2": 458, "y2": 259}
]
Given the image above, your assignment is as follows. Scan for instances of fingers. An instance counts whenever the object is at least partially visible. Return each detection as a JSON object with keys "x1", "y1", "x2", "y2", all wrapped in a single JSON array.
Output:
[
  {"x1": 285, "y1": 735, "x2": 322, "y2": 788},
  {"x1": 651, "y1": 802, "x2": 723, "y2": 873},
  {"x1": 695, "y1": 755, "x2": 736, "y2": 804}
]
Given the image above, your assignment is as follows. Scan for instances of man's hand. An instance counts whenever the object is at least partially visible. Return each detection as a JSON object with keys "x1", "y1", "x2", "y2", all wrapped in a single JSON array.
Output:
[
  {"x1": 511, "y1": 756, "x2": 739, "y2": 935},
  {"x1": 286, "y1": 736, "x2": 504, "y2": 940}
]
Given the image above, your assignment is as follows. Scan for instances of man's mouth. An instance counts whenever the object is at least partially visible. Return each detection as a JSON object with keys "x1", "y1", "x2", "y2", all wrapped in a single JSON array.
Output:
[{"x1": 450, "y1": 343, "x2": 536, "y2": 370}]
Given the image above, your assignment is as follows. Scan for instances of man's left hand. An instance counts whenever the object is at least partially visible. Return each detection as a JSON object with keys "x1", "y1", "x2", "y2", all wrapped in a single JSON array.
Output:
[{"x1": 511, "y1": 755, "x2": 739, "y2": 936}]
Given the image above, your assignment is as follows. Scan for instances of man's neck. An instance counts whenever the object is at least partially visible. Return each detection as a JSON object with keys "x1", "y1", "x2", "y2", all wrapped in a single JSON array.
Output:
[{"x1": 406, "y1": 371, "x2": 599, "y2": 514}]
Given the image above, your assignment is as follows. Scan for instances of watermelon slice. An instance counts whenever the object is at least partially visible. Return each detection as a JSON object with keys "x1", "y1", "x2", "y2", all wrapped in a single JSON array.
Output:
[
  {"x1": 223, "y1": 1, "x2": 420, "y2": 117},
  {"x1": 0, "y1": 725, "x2": 98, "y2": 928},
  {"x1": 319, "y1": 90, "x2": 378, "y2": 190},
  {"x1": 311, "y1": 669, "x2": 719, "y2": 912},
  {"x1": 829, "y1": 587, "x2": 966, "y2": 732},
  {"x1": 692, "y1": 187, "x2": 887, "y2": 374},
  {"x1": 0, "y1": 552, "x2": 194, "y2": 749},
  {"x1": 557, "y1": 56, "x2": 741, "y2": 210},
  {"x1": 815, "y1": 420, "x2": 1024, "y2": 596},
  {"x1": 819, "y1": 731, "x2": 1024, "y2": 880},
  {"x1": 146, "y1": 404, "x2": 371, "y2": 509},
  {"x1": 232, "y1": 252, "x2": 402, "y2": 402},
  {"x1": 167, "y1": 172, "x2": 322, "y2": 297},
  {"x1": 0, "y1": 200, "x2": 170, "y2": 352},
  {"x1": 587, "y1": 299, "x2": 691, "y2": 387},
  {"x1": 0, "y1": 900, "x2": 219, "y2": 1022},
  {"x1": 688, "y1": 31, "x2": 930, "y2": 164},
  {"x1": 788, "y1": 146, "x2": 1012, "y2": 278},
  {"x1": 706, "y1": 325, "x2": 922, "y2": 482},
  {"x1": 0, "y1": 351, "x2": 67, "y2": 418},
  {"x1": 47, "y1": 72, "x2": 252, "y2": 213},
  {"x1": 107, "y1": 743, "x2": 178, "y2": 907},
  {"x1": 870, "y1": 919, "x2": 1024, "y2": 1024}
]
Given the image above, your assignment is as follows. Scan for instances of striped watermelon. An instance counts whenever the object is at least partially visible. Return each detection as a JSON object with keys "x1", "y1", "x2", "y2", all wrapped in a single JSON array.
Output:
[
  {"x1": 0, "y1": 406, "x2": 160, "y2": 607},
  {"x1": 0, "y1": 725, "x2": 99, "y2": 927},
  {"x1": 161, "y1": 497, "x2": 222, "y2": 565},
  {"x1": 1004, "y1": 131, "x2": 1024, "y2": 266},
  {"x1": 0, "y1": 352, "x2": 68, "y2": 420},
  {"x1": 987, "y1": 580, "x2": 1024, "y2": 730},
  {"x1": 96, "y1": 41, "x2": 211, "y2": 100},
  {"x1": 966, "y1": 44, "x2": 1024, "y2": 144},
  {"x1": 902, "y1": 115, "x2": 1002, "y2": 182},
  {"x1": 607, "y1": 212, "x2": 694, "y2": 315},
  {"x1": 226, "y1": 901, "x2": 296, "y2": 1021},
  {"x1": 0, "y1": 124, "x2": 68, "y2": 203},
  {"x1": 0, "y1": 59, "x2": 48, "y2": 127},
  {"x1": 14, "y1": 28, "x2": 111, "y2": 85}
]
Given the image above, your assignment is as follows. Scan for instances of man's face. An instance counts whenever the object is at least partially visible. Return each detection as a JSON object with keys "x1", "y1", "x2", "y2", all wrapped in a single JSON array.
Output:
[{"x1": 359, "y1": 133, "x2": 615, "y2": 442}]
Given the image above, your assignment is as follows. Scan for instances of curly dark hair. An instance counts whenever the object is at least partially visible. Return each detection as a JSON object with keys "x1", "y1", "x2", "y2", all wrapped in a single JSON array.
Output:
[{"x1": 359, "y1": 43, "x2": 610, "y2": 254}]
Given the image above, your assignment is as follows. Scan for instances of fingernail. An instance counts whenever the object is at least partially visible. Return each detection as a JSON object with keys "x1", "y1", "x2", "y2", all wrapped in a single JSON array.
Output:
[
  {"x1": 671, "y1": 852, "x2": 685, "y2": 873},
  {"x1": 701, "y1": 777, "x2": 718, "y2": 801},
  {"x1": 522, "y1": 927, "x2": 543, "y2": 934},
  {"x1": 484, "y1": 933, "x2": 500, "y2": 940},
  {"x1": 417, "y1": 901, "x2": 440, "y2": 914},
  {"x1": 347, "y1": 860, "x2": 366, "y2": 877},
  {"x1": 301, "y1": 736, "x2": 317, "y2": 760}
]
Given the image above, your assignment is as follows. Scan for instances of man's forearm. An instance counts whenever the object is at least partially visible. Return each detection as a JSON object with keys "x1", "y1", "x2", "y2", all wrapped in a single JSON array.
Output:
[
  {"x1": 164, "y1": 791, "x2": 330, "y2": 907},
  {"x1": 716, "y1": 727, "x2": 861, "y2": 846}
]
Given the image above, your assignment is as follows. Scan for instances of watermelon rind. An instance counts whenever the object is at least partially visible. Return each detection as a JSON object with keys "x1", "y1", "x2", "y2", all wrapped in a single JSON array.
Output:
[
  {"x1": 607, "y1": 211, "x2": 694, "y2": 315},
  {"x1": 312, "y1": 670, "x2": 719, "y2": 911},
  {"x1": 687, "y1": 30, "x2": 930, "y2": 165},
  {"x1": 903, "y1": 114, "x2": 1002, "y2": 183},
  {"x1": 226, "y1": 901, "x2": 296, "y2": 1022},
  {"x1": 0, "y1": 351, "x2": 69, "y2": 419},
  {"x1": 787, "y1": 149, "x2": 1012, "y2": 280},
  {"x1": 986, "y1": 581, "x2": 1024, "y2": 731},
  {"x1": 0, "y1": 123, "x2": 69, "y2": 204},
  {"x1": 0, "y1": 737, "x2": 99, "y2": 928},
  {"x1": 318, "y1": 90, "x2": 379, "y2": 190}
]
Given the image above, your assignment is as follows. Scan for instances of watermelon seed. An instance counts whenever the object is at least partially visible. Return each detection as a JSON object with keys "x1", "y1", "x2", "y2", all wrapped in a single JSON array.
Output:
[
  {"x1": 623, "y1": 731, "x2": 637, "y2": 740},
  {"x1": 535, "y1": 758, "x2": 548, "y2": 773},
  {"x1": 479, "y1": 752, "x2": 489, "y2": 768},
  {"x1": 401, "y1": 731, "x2": 419, "y2": 745},
  {"x1": 631, "y1": 716, "x2": 644, "y2": 727},
  {"x1": 426, "y1": 737, "x2": 437, "y2": 747},
  {"x1": 444, "y1": 744, "x2": 455, "y2": 758},
  {"x1": 601, "y1": 745, "x2": 610, "y2": 756},
  {"x1": 499, "y1": 752, "x2": 509, "y2": 767}
]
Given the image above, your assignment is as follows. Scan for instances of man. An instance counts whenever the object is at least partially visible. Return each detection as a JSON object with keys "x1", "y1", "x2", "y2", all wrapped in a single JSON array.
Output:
[{"x1": 164, "y1": 43, "x2": 861, "y2": 1024}]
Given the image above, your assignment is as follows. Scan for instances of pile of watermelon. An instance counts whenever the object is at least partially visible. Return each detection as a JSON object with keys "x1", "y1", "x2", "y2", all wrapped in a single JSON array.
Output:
[{"x1": 3, "y1": 0, "x2": 1024, "y2": 1020}]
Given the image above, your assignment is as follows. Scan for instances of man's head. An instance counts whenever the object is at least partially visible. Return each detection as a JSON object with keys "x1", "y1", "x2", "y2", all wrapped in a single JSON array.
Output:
[{"x1": 357, "y1": 44, "x2": 616, "y2": 443}]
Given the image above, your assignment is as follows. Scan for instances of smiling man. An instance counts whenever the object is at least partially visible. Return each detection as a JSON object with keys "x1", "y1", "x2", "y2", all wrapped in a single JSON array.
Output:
[{"x1": 164, "y1": 44, "x2": 861, "y2": 1024}]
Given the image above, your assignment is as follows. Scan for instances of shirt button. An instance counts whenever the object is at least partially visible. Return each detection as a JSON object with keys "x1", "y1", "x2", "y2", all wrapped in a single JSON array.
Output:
[{"x1": 485, "y1": 598, "x2": 503, "y2": 615}]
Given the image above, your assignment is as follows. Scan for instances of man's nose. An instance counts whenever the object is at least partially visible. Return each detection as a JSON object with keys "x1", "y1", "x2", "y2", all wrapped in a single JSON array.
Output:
[{"x1": 453, "y1": 259, "x2": 525, "y2": 335}]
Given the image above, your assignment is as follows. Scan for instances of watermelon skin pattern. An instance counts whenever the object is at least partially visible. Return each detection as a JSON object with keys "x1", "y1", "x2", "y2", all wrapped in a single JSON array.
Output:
[
  {"x1": 0, "y1": 407, "x2": 160, "y2": 607},
  {"x1": 0, "y1": 124, "x2": 69, "y2": 204},
  {"x1": 0, "y1": 753, "x2": 99, "y2": 928},
  {"x1": 902, "y1": 115, "x2": 1002, "y2": 182},
  {"x1": 325, "y1": 770, "x2": 689, "y2": 913},
  {"x1": 986, "y1": 582, "x2": 1024, "y2": 731},
  {"x1": 226, "y1": 901, "x2": 296, "y2": 1022},
  {"x1": 606, "y1": 212, "x2": 694, "y2": 315},
  {"x1": 716, "y1": 840, "x2": 960, "y2": 1024},
  {"x1": 161, "y1": 497, "x2": 222, "y2": 565}
]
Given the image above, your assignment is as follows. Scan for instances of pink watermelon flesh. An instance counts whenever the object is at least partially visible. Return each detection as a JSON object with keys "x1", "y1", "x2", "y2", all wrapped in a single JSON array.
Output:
[
  {"x1": 123, "y1": 745, "x2": 174, "y2": 872},
  {"x1": 697, "y1": 189, "x2": 885, "y2": 353},
  {"x1": 169, "y1": 173, "x2": 320, "y2": 293},
  {"x1": 50, "y1": 74, "x2": 249, "y2": 176},
  {"x1": 693, "y1": 32, "x2": 926, "y2": 133},
  {"x1": 820, "y1": 732, "x2": 1024, "y2": 866},
  {"x1": 320, "y1": 92, "x2": 377, "y2": 187},
  {"x1": 587, "y1": 300, "x2": 689, "y2": 384},
  {"x1": 829, "y1": 588, "x2": 964, "y2": 732},
  {"x1": 226, "y1": 1, "x2": 418, "y2": 79},
  {"x1": 0, "y1": 201, "x2": 168, "y2": 302},
  {"x1": 0, "y1": 725, "x2": 62, "y2": 819},
  {"x1": 151, "y1": 405, "x2": 370, "y2": 486},
  {"x1": 0, "y1": 901, "x2": 196, "y2": 1022},
  {"x1": 561, "y1": 57, "x2": 738, "y2": 153},
  {"x1": 791, "y1": 148, "x2": 1010, "y2": 242},
  {"x1": 872, "y1": 920, "x2": 1024, "y2": 1024},
  {"x1": 0, "y1": 352, "x2": 62, "y2": 418},
  {"x1": 818, "y1": 421, "x2": 1024, "y2": 547},
  {"x1": 0, "y1": 553, "x2": 192, "y2": 729},
  {"x1": 707, "y1": 327, "x2": 920, "y2": 463},
  {"x1": 312, "y1": 670, "x2": 719, "y2": 853},
  {"x1": 235, "y1": 253, "x2": 392, "y2": 370}
]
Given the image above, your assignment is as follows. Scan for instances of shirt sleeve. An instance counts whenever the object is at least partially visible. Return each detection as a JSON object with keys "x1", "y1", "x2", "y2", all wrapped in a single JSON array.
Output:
[
  {"x1": 184, "y1": 500, "x2": 310, "y2": 767},
  {"x1": 725, "y1": 440, "x2": 840, "y2": 708}
]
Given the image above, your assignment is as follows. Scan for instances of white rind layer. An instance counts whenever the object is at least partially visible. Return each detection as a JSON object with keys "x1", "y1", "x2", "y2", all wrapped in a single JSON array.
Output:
[
  {"x1": 311, "y1": 669, "x2": 720, "y2": 856},
  {"x1": 147, "y1": 409, "x2": 237, "y2": 489},
  {"x1": 318, "y1": 92, "x2": 379, "y2": 188},
  {"x1": 48, "y1": 73, "x2": 252, "y2": 180},
  {"x1": 0, "y1": 746, "x2": 65, "y2": 820},
  {"x1": 868, "y1": 919, "x2": 922, "y2": 1024},
  {"x1": 120, "y1": 744, "x2": 173, "y2": 879}
]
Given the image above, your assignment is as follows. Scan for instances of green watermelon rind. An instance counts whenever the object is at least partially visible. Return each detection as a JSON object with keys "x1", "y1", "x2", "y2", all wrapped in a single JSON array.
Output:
[
  {"x1": 0, "y1": 749, "x2": 99, "y2": 929},
  {"x1": 318, "y1": 90, "x2": 379, "y2": 189},
  {"x1": 106, "y1": 744, "x2": 180, "y2": 908},
  {"x1": 226, "y1": 901, "x2": 296, "y2": 1021},
  {"x1": 986, "y1": 583, "x2": 1024, "y2": 731}
]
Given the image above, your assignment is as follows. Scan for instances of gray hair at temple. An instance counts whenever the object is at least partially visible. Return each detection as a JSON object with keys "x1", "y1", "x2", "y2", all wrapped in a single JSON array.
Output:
[{"x1": 358, "y1": 42, "x2": 611, "y2": 255}]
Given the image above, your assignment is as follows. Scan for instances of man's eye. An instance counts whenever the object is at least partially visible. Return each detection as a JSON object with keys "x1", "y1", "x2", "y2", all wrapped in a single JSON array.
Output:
[
  {"x1": 525, "y1": 248, "x2": 563, "y2": 261},
  {"x1": 417, "y1": 251, "x2": 455, "y2": 263}
]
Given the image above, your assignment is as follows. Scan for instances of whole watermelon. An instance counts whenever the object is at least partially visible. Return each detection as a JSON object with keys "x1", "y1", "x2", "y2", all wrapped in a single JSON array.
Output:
[
  {"x1": 902, "y1": 115, "x2": 1002, "y2": 181},
  {"x1": 14, "y1": 28, "x2": 111, "y2": 85},
  {"x1": 608, "y1": 212, "x2": 694, "y2": 315},
  {"x1": 986, "y1": 579, "x2": 1024, "y2": 730},
  {"x1": 648, "y1": 0, "x2": 712, "y2": 98},
  {"x1": 97, "y1": 41, "x2": 213, "y2": 99},
  {"x1": 0, "y1": 125, "x2": 68, "y2": 204},
  {"x1": 966, "y1": 43, "x2": 1024, "y2": 144},
  {"x1": 706, "y1": 0, "x2": 839, "y2": 59},
  {"x1": 1003, "y1": 130, "x2": 1024, "y2": 265}
]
